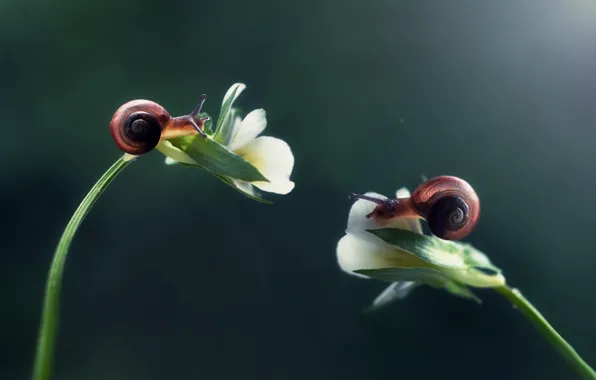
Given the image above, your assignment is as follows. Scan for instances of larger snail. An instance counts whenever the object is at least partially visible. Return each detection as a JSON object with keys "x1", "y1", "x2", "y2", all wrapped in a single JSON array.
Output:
[
  {"x1": 110, "y1": 95, "x2": 210, "y2": 155},
  {"x1": 349, "y1": 176, "x2": 480, "y2": 241}
]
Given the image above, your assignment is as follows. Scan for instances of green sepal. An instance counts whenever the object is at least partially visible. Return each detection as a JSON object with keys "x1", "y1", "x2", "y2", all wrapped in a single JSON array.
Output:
[
  {"x1": 356, "y1": 267, "x2": 454, "y2": 286},
  {"x1": 367, "y1": 228, "x2": 502, "y2": 275},
  {"x1": 355, "y1": 267, "x2": 481, "y2": 304},
  {"x1": 211, "y1": 173, "x2": 273, "y2": 204},
  {"x1": 213, "y1": 83, "x2": 245, "y2": 143},
  {"x1": 164, "y1": 156, "x2": 272, "y2": 203},
  {"x1": 213, "y1": 107, "x2": 241, "y2": 146},
  {"x1": 168, "y1": 135, "x2": 268, "y2": 182},
  {"x1": 443, "y1": 281, "x2": 482, "y2": 303}
]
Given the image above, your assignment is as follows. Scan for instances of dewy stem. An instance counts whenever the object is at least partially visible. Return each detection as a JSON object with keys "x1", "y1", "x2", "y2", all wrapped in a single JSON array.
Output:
[
  {"x1": 495, "y1": 286, "x2": 596, "y2": 380},
  {"x1": 32, "y1": 154, "x2": 134, "y2": 380}
]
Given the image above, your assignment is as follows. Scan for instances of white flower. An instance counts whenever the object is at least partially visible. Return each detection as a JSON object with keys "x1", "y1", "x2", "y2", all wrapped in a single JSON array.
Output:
[
  {"x1": 337, "y1": 187, "x2": 505, "y2": 309},
  {"x1": 224, "y1": 109, "x2": 295, "y2": 196},
  {"x1": 162, "y1": 83, "x2": 295, "y2": 199},
  {"x1": 338, "y1": 188, "x2": 424, "y2": 308},
  {"x1": 337, "y1": 188, "x2": 424, "y2": 276}
]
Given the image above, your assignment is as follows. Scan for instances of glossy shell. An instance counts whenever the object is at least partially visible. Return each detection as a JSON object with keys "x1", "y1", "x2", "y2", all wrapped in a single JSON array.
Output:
[
  {"x1": 110, "y1": 100, "x2": 171, "y2": 155},
  {"x1": 410, "y1": 176, "x2": 480, "y2": 240}
]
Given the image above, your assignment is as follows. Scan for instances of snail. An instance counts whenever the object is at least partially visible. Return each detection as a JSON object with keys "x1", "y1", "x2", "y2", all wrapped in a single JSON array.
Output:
[
  {"x1": 110, "y1": 94, "x2": 210, "y2": 155},
  {"x1": 349, "y1": 176, "x2": 480, "y2": 241}
]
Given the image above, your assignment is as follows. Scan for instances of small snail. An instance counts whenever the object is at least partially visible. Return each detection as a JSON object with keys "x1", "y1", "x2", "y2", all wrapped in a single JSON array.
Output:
[
  {"x1": 349, "y1": 176, "x2": 480, "y2": 241},
  {"x1": 110, "y1": 95, "x2": 210, "y2": 155}
]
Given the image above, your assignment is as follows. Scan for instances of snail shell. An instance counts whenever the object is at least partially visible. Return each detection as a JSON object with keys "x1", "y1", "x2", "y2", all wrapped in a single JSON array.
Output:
[
  {"x1": 410, "y1": 176, "x2": 480, "y2": 240},
  {"x1": 109, "y1": 100, "x2": 171, "y2": 155}
]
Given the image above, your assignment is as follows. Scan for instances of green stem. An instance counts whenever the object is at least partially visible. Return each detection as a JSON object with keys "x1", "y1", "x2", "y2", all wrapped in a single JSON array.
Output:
[
  {"x1": 32, "y1": 155, "x2": 134, "y2": 380},
  {"x1": 495, "y1": 286, "x2": 596, "y2": 380}
]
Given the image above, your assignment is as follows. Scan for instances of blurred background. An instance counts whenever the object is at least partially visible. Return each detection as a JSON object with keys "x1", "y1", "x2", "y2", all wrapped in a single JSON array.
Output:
[{"x1": 1, "y1": 0, "x2": 595, "y2": 379}]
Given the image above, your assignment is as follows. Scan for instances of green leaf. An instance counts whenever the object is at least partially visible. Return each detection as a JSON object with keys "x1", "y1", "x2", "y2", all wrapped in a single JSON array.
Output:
[
  {"x1": 214, "y1": 83, "x2": 245, "y2": 141},
  {"x1": 168, "y1": 135, "x2": 268, "y2": 182},
  {"x1": 367, "y1": 228, "x2": 467, "y2": 268},
  {"x1": 161, "y1": 155, "x2": 272, "y2": 203},
  {"x1": 356, "y1": 267, "x2": 454, "y2": 286},
  {"x1": 367, "y1": 228, "x2": 502, "y2": 275},
  {"x1": 364, "y1": 228, "x2": 505, "y2": 288}
]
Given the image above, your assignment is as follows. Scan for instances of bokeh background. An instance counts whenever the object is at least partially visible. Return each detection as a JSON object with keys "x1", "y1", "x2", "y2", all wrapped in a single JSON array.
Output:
[{"x1": 1, "y1": 0, "x2": 595, "y2": 379}]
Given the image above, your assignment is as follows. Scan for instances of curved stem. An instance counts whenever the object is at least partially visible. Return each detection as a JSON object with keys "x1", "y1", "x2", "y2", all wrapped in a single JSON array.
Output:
[
  {"x1": 32, "y1": 155, "x2": 134, "y2": 380},
  {"x1": 495, "y1": 286, "x2": 596, "y2": 380}
]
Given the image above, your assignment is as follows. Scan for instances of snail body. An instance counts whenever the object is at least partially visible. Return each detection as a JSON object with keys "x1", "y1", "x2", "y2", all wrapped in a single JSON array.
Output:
[
  {"x1": 109, "y1": 96, "x2": 210, "y2": 155},
  {"x1": 349, "y1": 175, "x2": 480, "y2": 241}
]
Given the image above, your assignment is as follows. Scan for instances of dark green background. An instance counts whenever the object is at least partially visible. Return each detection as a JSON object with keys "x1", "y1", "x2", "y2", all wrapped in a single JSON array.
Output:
[{"x1": 1, "y1": 0, "x2": 595, "y2": 379}]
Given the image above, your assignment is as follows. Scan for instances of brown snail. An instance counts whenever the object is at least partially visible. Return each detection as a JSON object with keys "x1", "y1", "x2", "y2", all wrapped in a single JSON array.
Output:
[
  {"x1": 349, "y1": 176, "x2": 480, "y2": 241},
  {"x1": 110, "y1": 95, "x2": 210, "y2": 155}
]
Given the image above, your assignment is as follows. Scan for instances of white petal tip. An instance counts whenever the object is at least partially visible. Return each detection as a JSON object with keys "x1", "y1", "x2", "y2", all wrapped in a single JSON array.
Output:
[
  {"x1": 346, "y1": 192, "x2": 387, "y2": 232},
  {"x1": 164, "y1": 157, "x2": 178, "y2": 165},
  {"x1": 368, "y1": 281, "x2": 419, "y2": 311},
  {"x1": 253, "y1": 180, "x2": 295, "y2": 195},
  {"x1": 346, "y1": 189, "x2": 423, "y2": 234},
  {"x1": 228, "y1": 109, "x2": 269, "y2": 151},
  {"x1": 336, "y1": 235, "x2": 371, "y2": 279},
  {"x1": 223, "y1": 83, "x2": 247, "y2": 104},
  {"x1": 336, "y1": 234, "x2": 404, "y2": 278},
  {"x1": 238, "y1": 136, "x2": 295, "y2": 194}
]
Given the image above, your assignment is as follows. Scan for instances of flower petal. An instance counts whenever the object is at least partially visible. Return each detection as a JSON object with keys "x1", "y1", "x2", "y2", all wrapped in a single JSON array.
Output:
[
  {"x1": 336, "y1": 234, "x2": 429, "y2": 278},
  {"x1": 367, "y1": 281, "x2": 420, "y2": 311},
  {"x1": 253, "y1": 179, "x2": 295, "y2": 195},
  {"x1": 156, "y1": 140, "x2": 197, "y2": 165},
  {"x1": 213, "y1": 83, "x2": 246, "y2": 142},
  {"x1": 236, "y1": 136, "x2": 295, "y2": 194},
  {"x1": 346, "y1": 191, "x2": 389, "y2": 234},
  {"x1": 228, "y1": 109, "x2": 267, "y2": 151},
  {"x1": 222, "y1": 83, "x2": 246, "y2": 106}
]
